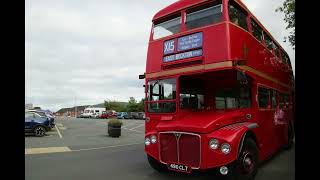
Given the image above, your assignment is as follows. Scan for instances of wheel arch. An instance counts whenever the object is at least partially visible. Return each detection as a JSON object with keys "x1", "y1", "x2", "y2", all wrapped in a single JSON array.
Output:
[{"x1": 238, "y1": 129, "x2": 259, "y2": 158}]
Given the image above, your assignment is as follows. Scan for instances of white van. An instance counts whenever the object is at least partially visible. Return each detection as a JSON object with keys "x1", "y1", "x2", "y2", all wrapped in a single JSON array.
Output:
[{"x1": 82, "y1": 107, "x2": 106, "y2": 118}]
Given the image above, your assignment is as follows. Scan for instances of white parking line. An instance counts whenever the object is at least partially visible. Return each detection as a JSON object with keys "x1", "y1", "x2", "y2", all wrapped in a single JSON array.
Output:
[
  {"x1": 55, "y1": 124, "x2": 63, "y2": 139},
  {"x1": 122, "y1": 127, "x2": 143, "y2": 133},
  {"x1": 129, "y1": 123, "x2": 145, "y2": 130},
  {"x1": 71, "y1": 142, "x2": 143, "y2": 152},
  {"x1": 25, "y1": 147, "x2": 71, "y2": 155},
  {"x1": 121, "y1": 121, "x2": 136, "y2": 129},
  {"x1": 25, "y1": 143, "x2": 143, "y2": 155}
]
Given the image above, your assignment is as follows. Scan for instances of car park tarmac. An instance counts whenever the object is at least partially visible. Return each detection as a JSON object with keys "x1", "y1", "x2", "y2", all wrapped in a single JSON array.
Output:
[{"x1": 25, "y1": 117, "x2": 294, "y2": 180}]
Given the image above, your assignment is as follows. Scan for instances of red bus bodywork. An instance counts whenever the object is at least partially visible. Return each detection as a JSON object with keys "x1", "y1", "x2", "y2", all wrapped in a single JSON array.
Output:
[{"x1": 143, "y1": 0, "x2": 294, "y2": 174}]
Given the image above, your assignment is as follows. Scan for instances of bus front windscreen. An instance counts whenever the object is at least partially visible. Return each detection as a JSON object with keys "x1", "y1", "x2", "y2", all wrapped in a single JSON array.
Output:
[{"x1": 147, "y1": 78, "x2": 176, "y2": 113}]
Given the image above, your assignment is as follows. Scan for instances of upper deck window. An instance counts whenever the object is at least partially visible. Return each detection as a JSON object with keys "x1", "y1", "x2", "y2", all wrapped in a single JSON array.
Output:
[
  {"x1": 286, "y1": 54, "x2": 292, "y2": 69},
  {"x1": 228, "y1": 1, "x2": 248, "y2": 31},
  {"x1": 185, "y1": 0, "x2": 222, "y2": 30},
  {"x1": 281, "y1": 51, "x2": 288, "y2": 64},
  {"x1": 264, "y1": 34, "x2": 274, "y2": 51},
  {"x1": 250, "y1": 18, "x2": 263, "y2": 42},
  {"x1": 274, "y1": 44, "x2": 280, "y2": 58},
  {"x1": 153, "y1": 15, "x2": 181, "y2": 40}
]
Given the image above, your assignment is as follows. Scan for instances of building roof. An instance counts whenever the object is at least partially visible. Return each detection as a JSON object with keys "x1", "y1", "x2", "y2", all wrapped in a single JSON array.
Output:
[
  {"x1": 90, "y1": 103, "x2": 105, "y2": 108},
  {"x1": 56, "y1": 105, "x2": 89, "y2": 113}
]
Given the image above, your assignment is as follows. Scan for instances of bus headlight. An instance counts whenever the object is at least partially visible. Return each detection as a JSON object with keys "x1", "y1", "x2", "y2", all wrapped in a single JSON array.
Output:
[
  {"x1": 145, "y1": 137, "x2": 151, "y2": 146},
  {"x1": 221, "y1": 143, "x2": 231, "y2": 154},
  {"x1": 209, "y1": 139, "x2": 219, "y2": 150},
  {"x1": 151, "y1": 135, "x2": 157, "y2": 144}
]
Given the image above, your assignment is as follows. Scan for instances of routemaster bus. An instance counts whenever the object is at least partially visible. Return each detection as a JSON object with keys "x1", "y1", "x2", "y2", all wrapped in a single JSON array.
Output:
[{"x1": 140, "y1": 0, "x2": 294, "y2": 179}]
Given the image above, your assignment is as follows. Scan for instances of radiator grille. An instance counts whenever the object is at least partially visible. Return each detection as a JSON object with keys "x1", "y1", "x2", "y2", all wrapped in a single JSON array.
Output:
[{"x1": 159, "y1": 132, "x2": 201, "y2": 168}]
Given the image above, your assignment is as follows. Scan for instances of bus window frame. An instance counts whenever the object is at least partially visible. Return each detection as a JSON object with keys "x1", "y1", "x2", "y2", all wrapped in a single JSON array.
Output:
[
  {"x1": 257, "y1": 83, "x2": 291, "y2": 110},
  {"x1": 270, "y1": 89, "x2": 278, "y2": 109},
  {"x1": 184, "y1": 0, "x2": 223, "y2": 31},
  {"x1": 257, "y1": 85, "x2": 271, "y2": 110},
  {"x1": 152, "y1": 13, "x2": 183, "y2": 41},
  {"x1": 228, "y1": 0, "x2": 249, "y2": 32},
  {"x1": 146, "y1": 76, "x2": 178, "y2": 114},
  {"x1": 249, "y1": 17, "x2": 264, "y2": 43}
]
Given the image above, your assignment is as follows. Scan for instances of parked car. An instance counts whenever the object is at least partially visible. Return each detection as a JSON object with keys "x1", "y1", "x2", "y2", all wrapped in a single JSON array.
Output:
[
  {"x1": 27, "y1": 110, "x2": 55, "y2": 128},
  {"x1": 90, "y1": 113, "x2": 101, "y2": 118},
  {"x1": 82, "y1": 107, "x2": 106, "y2": 118},
  {"x1": 100, "y1": 111, "x2": 109, "y2": 119},
  {"x1": 131, "y1": 112, "x2": 139, "y2": 119},
  {"x1": 137, "y1": 112, "x2": 145, "y2": 120},
  {"x1": 25, "y1": 111, "x2": 51, "y2": 137},
  {"x1": 125, "y1": 112, "x2": 138, "y2": 119},
  {"x1": 117, "y1": 112, "x2": 128, "y2": 119},
  {"x1": 108, "y1": 111, "x2": 117, "y2": 118}
]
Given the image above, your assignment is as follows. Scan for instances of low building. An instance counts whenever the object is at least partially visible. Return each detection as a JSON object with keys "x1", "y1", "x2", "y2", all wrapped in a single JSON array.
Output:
[{"x1": 55, "y1": 105, "x2": 89, "y2": 117}]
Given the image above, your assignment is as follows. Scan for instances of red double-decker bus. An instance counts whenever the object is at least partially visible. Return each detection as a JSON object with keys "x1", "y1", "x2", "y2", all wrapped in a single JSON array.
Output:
[{"x1": 141, "y1": 0, "x2": 294, "y2": 179}]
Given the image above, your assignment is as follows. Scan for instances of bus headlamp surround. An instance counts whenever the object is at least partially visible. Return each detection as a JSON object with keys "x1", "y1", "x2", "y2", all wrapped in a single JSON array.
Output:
[
  {"x1": 150, "y1": 135, "x2": 157, "y2": 144},
  {"x1": 145, "y1": 137, "x2": 151, "y2": 146},
  {"x1": 209, "y1": 138, "x2": 219, "y2": 150},
  {"x1": 221, "y1": 143, "x2": 231, "y2": 154}
]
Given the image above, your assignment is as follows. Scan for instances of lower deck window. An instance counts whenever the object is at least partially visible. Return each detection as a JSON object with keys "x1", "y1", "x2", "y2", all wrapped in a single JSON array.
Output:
[
  {"x1": 179, "y1": 70, "x2": 252, "y2": 111},
  {"x1": 148, "y1": 102, "x2": 176, "y2": 113},
  {"x1": 258, "y1": 87, "x2": 269, "y2": 108}
]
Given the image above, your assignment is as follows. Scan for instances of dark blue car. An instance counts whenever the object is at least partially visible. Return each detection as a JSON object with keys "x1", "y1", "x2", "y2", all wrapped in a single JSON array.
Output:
[
  {"x1": 25, "y1": 111, "x2": 52, "y2": 137},
  {"x1": 27, "y1": 110, "x2": 55, "y2": 128}
]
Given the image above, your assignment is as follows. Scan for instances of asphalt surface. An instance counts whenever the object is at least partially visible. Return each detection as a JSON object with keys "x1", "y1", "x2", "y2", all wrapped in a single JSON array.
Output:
[{"x1": 25, "y1": 117, "x2": 295, "y2": 180}]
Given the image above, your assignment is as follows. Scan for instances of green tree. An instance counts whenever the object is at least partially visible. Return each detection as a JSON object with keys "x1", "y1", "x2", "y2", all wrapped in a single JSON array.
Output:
[
  {"x1": 104, "y1": 100, "x2": 128, "y2": 112},
  {"x1": 104, "y1": 100, "x2": 112, "y2": 110},
  {"x1": 276, "y1": 0, "x2": 295, "y2": 49},
  {"x1": 137, "y1": 98, "x2": 145, "y2": 112},
  {"x1": 127, "y1": 97, "x2": 139, "y2": 112}
]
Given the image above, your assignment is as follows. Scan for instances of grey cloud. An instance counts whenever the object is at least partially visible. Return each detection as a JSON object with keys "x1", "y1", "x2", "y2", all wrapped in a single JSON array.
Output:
[{"x1": 26, "y1": 0, "x2": 295, "y2": 112}]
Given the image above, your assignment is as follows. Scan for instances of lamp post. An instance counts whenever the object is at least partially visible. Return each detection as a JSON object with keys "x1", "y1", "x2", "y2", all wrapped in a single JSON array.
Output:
[{"x1": 74, "y1": 96, "x2": 77, "y2": 118}]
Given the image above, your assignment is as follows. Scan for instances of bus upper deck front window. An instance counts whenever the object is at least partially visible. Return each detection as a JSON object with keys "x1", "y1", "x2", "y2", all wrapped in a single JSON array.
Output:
[
  {"x1": 185, "y1": 0, "x2": 222, "y2": 30},
  {"x1": 147, "y1": 78, "x2": 176, "y2": 113},
  {"x1": 153, "y1": 16, "x2": 181, "y2": 40}
]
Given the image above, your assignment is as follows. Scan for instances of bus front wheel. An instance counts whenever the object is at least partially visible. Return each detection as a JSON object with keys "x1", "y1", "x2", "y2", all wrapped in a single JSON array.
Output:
[
  {"x1": 227, "y1": 138, "x2": 259, "y2": 180},
  {"x1": 147, "y1": 155, "x2": 166, "y2": 172}
]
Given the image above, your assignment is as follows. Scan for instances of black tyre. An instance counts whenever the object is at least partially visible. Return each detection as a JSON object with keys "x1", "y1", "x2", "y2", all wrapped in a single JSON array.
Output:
[
  {"x1": 33, "y1": 125, "x2": 46, "y2": 137},
  {"x1": 227, "y1": 138, "x2": 259, "y2": 180},
  {"x1": 284, "y1": 122, "x2": 295, "y2": 150},
  {"x1": 147, "y1": 155, "x2": 166, "y2": 172}
]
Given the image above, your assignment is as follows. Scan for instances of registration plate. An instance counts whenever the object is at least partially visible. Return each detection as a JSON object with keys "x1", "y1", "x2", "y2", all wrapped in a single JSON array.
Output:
[{"x1": 167, "y1": 163, "x2": 191, "y2": 173}]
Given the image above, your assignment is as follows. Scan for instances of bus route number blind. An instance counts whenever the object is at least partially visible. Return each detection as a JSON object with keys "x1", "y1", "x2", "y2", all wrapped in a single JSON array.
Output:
[{"x1": 163, "y1": 32, "x2": 203, "y2": 63}]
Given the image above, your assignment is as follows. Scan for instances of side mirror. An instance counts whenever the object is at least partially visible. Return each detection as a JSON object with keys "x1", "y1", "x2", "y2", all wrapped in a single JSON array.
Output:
[
  {"x1": 237, "y1": 70, "x2": 249, "y2": 85},
  {"x1": 139, "y1": 74, "x2": 145, "y2": 79}
]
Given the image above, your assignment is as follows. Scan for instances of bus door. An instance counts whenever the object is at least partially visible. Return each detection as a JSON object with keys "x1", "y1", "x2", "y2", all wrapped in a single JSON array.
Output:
[
  {"x1": 272, "y1": 90, "x2": 286, "y2": 149},
  {"x1": 257, "y1": 86, "x2": 278, "y2": 158},
  {"x1": 274, "y1": 93, "x2": 291, "y2": 146}
]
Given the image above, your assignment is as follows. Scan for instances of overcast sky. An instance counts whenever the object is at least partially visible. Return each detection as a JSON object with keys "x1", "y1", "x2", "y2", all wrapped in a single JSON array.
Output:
[{"x1": 25, "y1": 0, "x2": 295, "y2": 112}]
